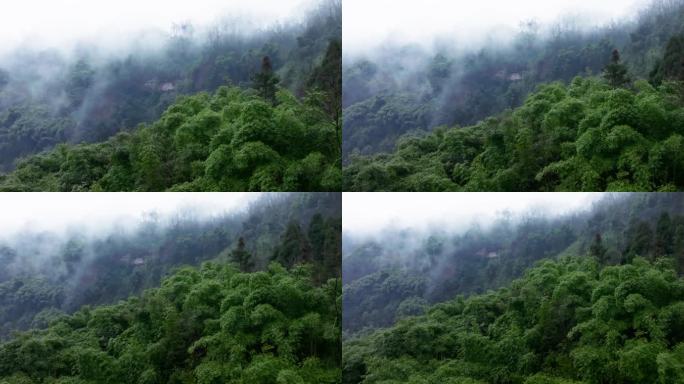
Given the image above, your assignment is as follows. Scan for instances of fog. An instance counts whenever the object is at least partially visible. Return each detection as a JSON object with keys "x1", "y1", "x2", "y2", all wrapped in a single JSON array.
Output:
[
  {"x1": 0, "y1": 192, "x2": 258, "y2": 238},
  {"x1": 0, "y1": 0, "x2": 339, "y2": 170},
  {"x1": 342, "y1": 193, "x2": 640, "y2": 332},
  {"x1": 343, "y1": 0, "x2": 647, "y2": 55},
  {"x1": 0, "y1": 192, "x2": 332, "y2": 338},
  {"x1": 341, "y1": 0, "x2": 682, "y2": 159},
  {"x1": 0, "y1": 0, "x2": 311, "y2": 55},
  {"x1": 343, "y1": 192, "x2": 604, "y2": 238}
]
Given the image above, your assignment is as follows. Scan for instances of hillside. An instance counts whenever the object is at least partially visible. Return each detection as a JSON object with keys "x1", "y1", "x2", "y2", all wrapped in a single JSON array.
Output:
[
  {"x1": 0, "y1": 84, "x2": 341, "y2": 191},
  {"x1": 342, "y1": 193, "x2": 684, "y2": 383},
  {"x1": 0, "y1": 262, "x2": 341, "y2": 384},
  {"x1": 342, "y1": 0, "x2": 684, "y2": 168},
  {"x1": 342, "y1": 193, "x2": 684, "y2": 333},
  {"x1": 0, "y1": 192, "x2": 341, "y2": 339},
  {"x1": 343, "y1": 256, "x2": 684, "y2": 383},
  {"x1": 0, "y1": 0, "x2": 341, "y2": 173},
  {"x1": 344, "y1": 76, "x2": 684, "y2": 191}
]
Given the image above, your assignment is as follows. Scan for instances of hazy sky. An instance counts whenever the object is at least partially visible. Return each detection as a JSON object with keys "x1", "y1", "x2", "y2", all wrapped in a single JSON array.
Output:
[
  {"x1": 344, "y1": 0, "x2": 648, "y2": 54},
  {"x1": 343, "y1": 192, "x2": 604, "y2": 236},
  {"x1": 0, "y1": 192, "x2": 259, "y2": 236},
  {"x1": 0, "y1": 0, "x2": 310, "y2": 53}
]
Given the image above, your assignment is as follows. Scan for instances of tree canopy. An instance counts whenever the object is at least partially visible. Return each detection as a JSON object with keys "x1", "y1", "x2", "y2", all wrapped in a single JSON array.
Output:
[
  {"x1": 0, "y1": 86, "x2": 341, "y2": 191},
  {"x1": 344, "y1": 76, "x2": 684, "y2": 191},
  {"x1": 0, "y1": 262, "x2": 342, "y2": 384},
  {"x1": 344, "y1": 256, "x2": 684, "y2": 384},
  {"x1": 0, "y1": 192, "x2": 341, "y2": 340},
  {"x1": 0, "y1": 0, "x2": 341, "y2": 173}
]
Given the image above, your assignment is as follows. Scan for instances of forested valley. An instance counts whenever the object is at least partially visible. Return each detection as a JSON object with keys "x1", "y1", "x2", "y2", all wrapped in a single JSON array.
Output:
[
  {"x1": 343, "y1": 0, "x2": 684, "y2": 191},
  {"x1": 0, "y1": 192, "x2": 342, "y2": 383},
  {"x1": 0, "y1": 0, "x2": 341, "y2": 191},
  {"x1": 343, "y1": 193, "x2": 684, "y2": 383}
]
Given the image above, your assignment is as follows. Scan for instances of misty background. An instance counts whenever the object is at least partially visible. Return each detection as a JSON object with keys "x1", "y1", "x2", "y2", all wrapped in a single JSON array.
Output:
[
  {"x1": 342, "y1": 0, "x2": 684, "y2": 160},
  {"x1": 0, "y1": 192, "x2": 341, "y2": 338},
  {"x1": 342, "y1": 193, "x2": 684, "y2": 334},
  {"x1": 343, "y1": 192, "x2": 601, "y2": 237},
  {"x1": 0, "y1": 192, "x2": 255, "y2": 236},
  {"x1": 343, "y1": 0, "x2": 645, "y2": 55},
  {"x1": 0, "y1": 0, "x2": 340, "y2": 171},
  {"x1": 0, "y1": 0, "x2": 310, "y2": 54}
]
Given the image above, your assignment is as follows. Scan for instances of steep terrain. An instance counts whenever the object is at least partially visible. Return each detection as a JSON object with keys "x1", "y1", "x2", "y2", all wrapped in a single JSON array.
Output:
[
  {"x1": 342, "y1": 193, "x2": 684, "y2": 333},
  {"x1": 342, "y1": 0, "x2": 684, "y2": 175},
  {"x1": 0, "y1": 192, "x2": 341, "y2": 339},
  {"x1": 0, "y1": 0, "x2": 341, "y2": 180},
  {"x1": 0, "y1": 262, "x2": 341, "y2": 384},
  {"x1": 343, "y1": 193, "x2": 684, "y2": 383}
]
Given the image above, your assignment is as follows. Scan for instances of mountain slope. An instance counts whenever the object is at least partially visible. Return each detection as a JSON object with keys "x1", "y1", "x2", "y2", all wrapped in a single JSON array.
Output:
[
  {"x1": 341, "y1": 0, "x2": 684, "y2": 161},
  {"x1": 0, "y1": 192, "x2": 341, "y2": 339},
  {"x1": 0, "y1": 0, "x2": 341, "y2": 172},
  {"x1": 343, "y1": 256, "x2": 684, "y2": 383},
  {"x1": 0, "y1": 86, "x2": 341, "y2": 191},
  {"x1": 0, "y1": 262, "x2": 341, "y2": 384},
  {"x1": 344, "y1": 77, "x2": 684, "y2": 191},
  {"x1": 342, "y1": 193, "x2": 684, "y2": 333}
]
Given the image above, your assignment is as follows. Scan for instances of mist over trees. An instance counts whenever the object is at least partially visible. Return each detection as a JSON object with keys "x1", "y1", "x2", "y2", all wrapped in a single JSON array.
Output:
[
  {"x1": 344, "y1": 256, "x2": 684, "y2": 383},
  {"x1": 0, "y1": 0, "x2": 341, "y2": 191},
  {"x1": 344, "y1": 75, "x2": 684, "y2": 191},
  {"x1": 0, "y1": 261, "x2": 341, "y2": 383},
  {"x1": 342, "y1": 193, "x2": 684, "y2": 333},
  {"x1": 343, "y1": 192, "x2": 684, "y2": 383},
  {"x1": 342, "y1": 0, "x2": 684, "y2": 192},
  {"x1": 0, "y1": 192, "x2": 341, "y2": 340},
  {"x1": 0, "y1": 84, "x2": 341, "y2": 192}
]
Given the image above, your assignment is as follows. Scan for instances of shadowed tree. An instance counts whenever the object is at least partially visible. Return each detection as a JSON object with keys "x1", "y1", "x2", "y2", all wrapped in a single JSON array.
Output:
[
  {"x1": 655, "y1": 212, "x2": 674, "y2": 257},
  {"x1": 230, "y1": 237, "x2": 253, "y2": 272},
  {"x1": 307, "y1": 39, "x2": 342, "y2": 153},
  {"x1": 628, "y1": 220, "x2": 654, "y2": 261},
  {"x1": 308, "y1": 214, "x2": 327, "y2": 282},
  {"x1": 650, "y1": 35, "x2": 684, "y2": 85},
  {"x1": 590, "y1": 233, "x2": 607, "y2": 264},
  {"x1": 253, "y1": 56, "x2": 280, "y2": 105},
  {"x1": 675, "y1": 224, "x2": 684, "y2": 274},
  {"x1": 272, "y1": 221, "x2": 311, "y2": 269},
  {"x1": 603, "y1": 49, "x2": 630, "y2": 88}
]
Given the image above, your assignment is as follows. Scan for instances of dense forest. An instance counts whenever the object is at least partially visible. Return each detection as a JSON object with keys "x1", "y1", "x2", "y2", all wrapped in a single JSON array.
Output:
[
  {"x1": 343, "y1": 0, "x2": 684, "y2": 191},
  {"x1": 343, "y1": 193, "x2": 684, "y2": 334},
  {"x1": 0, "y1": 192, "x2": 341, "y2": 340},
  {"x1": 0, "y1": 193, "x2": 341, "y2": 383},
  {"x1": 0, "y1": 262, "x2": 341, "y2": 384},
  {"x1": 0, "y1": 84, "x2": 340, "y2": 191},
  {"x1": 343, "y1": 256, "x2": 684, "y2": 383},
  {"x1": 0, "y1": 0, "x2": 341, "y2": 191},
  {"x1": 342, "y1": 193, "x2": 684, "y2": 383}
]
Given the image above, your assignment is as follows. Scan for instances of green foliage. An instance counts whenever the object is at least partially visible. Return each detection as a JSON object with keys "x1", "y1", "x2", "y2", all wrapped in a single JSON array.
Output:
[
  {"x1": 0, "y1": 262, "x2": 341, "y2": 383},
  {"x1": 0, "y1": 86, "x2": 340, "y2": 191},
  {"x1": 649, "y1": 34, "x2": 684, "y2": 85},
  {"x1": 344, "y1": 256, "x2": 684, "y2": 384},
  {"x1": 342, "y1": 0, "x2": 684, "y2": 164},
  {"x1": 253, "y1": 56, "x2": 280, "y2": 105},
  {"x1": 0, "y1": 193, "x2": 341, "y2": 339},
  {"x1": 345, "y1": 76, "x2": 684, "y2": 191},
  {"x1": 0, "y1": 0, "x2": 341, "y2": 171},
  {"x1": 603, "y1": 49, "x2": 631, "y2": 88}
]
